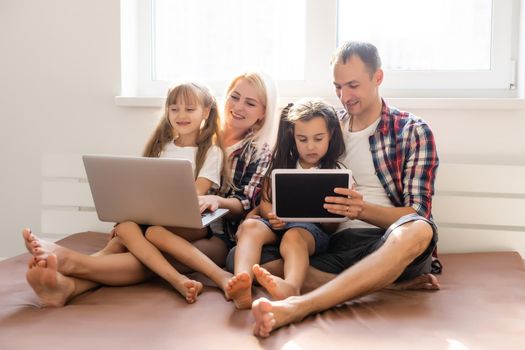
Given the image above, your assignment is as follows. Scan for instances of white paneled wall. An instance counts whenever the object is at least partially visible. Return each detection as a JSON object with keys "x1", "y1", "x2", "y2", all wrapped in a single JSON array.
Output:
[
  {"x1": 40, "y1": 153, "x2": 525, "y2": 258},
  {"x1": 433, "y1": 164, "x2": 525, "y2": 256},
  {"x1": 41, "y1": 154, "x2": 113, "y2": 242}
]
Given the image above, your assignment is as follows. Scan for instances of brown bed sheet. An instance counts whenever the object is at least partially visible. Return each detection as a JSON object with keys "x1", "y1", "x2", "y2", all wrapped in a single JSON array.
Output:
[{"x1": 1, "y1": 232, "x2": 524, "y2": 350}]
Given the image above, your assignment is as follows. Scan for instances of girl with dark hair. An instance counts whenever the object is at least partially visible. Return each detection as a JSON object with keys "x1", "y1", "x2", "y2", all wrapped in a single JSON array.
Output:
[{"x1": 226, "y1": 98, "x2": 346, "y2": 309}]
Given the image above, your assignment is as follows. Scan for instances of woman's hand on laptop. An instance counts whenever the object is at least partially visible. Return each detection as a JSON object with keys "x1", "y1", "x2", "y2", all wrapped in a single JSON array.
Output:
[
  {"x1": 198, "y1": 195, "x2": 221, "y2": 213},
  {"x1": 267, "y1": 212, "x2": 286, "y2": 230}
]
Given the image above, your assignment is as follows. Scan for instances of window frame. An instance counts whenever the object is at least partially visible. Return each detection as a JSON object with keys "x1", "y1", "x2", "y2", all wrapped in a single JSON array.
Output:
[{"x1": 117, "y1": 0, "x2": 524, "y2": 107}]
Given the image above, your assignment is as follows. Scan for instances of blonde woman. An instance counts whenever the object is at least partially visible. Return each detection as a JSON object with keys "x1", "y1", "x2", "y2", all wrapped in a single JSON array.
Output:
[{"x1": 23, "y1": 72, "x2": 279, "y2": 307}]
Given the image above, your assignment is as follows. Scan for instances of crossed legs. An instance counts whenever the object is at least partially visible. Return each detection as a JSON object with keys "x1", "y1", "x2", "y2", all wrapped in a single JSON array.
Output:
[
  {"x1": 252, "y1": 220, "x2": 438, "y2": 337},
  {"x1": 23, "y1": 228, "x2": 152, "y2": 307}
]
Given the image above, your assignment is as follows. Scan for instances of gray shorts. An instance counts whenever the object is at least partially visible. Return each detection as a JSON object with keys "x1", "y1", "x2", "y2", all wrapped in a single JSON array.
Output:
[{"x1": 226, "y1": 213, "x2": 438, "y2": 282}]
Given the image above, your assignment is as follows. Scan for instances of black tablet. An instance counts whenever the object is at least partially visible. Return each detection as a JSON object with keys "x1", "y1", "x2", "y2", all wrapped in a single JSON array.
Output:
[{"x1": 271, "y1": 169, "x2": 353, "y2": 222}]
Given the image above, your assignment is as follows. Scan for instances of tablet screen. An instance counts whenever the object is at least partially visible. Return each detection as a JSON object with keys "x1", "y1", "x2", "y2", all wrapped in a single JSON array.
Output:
[{"x1": 272, "y1": 169, "x2": 352, "y2": 222}]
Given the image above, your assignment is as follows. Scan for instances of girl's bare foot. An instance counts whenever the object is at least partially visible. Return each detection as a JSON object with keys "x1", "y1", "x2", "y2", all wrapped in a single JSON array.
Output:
[
  {"x1": 225, "y1": 272, "x2": 252, "y2": 309},
  {"x1": 253, "y1": 264, "x2": 298, "y2": 300},
  {"x1": 26, "y1": 254, "x2": 75, "y2": 307},
  {"x1": 173, "y1": 278, "x2": 203, "y2": 304},
  {"x1": 212, "y1": 270, "x2": 234, "y2": 301}
]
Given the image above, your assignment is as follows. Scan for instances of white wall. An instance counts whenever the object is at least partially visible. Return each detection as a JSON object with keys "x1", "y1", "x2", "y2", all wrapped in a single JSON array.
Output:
[
  {"x1": 0, "y1": 0, "x2": 161, "y2": 258},
  {"x1": 1, "y1": 0, "x2": 524, "y2": 258}
]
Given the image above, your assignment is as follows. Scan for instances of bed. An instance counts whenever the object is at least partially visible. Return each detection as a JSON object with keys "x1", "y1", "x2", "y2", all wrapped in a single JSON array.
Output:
[{"x1": 1, "y1": 231, "x2": 524, "y2": 350}]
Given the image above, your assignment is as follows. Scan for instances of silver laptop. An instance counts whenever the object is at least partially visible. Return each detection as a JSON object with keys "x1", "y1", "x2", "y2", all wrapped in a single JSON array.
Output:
[{"x1": 82, "y1": 155, "x2": 228, "y2": 229}]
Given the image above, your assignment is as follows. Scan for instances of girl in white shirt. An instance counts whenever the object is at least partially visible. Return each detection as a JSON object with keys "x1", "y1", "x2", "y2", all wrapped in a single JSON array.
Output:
[
  {"x1": 23, "y1": 72, "x2": 279, "y2": 308},
  {"x1": 227, "y1": 98, "x2": 346, "y2": 308},
  {"x1": 115, "y1": 82, "x2": 224, "y2": 303}
]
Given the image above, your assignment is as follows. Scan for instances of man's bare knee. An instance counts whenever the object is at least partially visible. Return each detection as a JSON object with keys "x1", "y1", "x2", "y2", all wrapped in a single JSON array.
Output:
[{"x1": 389, "y1": 220, "x2": 433, "y2": 259}]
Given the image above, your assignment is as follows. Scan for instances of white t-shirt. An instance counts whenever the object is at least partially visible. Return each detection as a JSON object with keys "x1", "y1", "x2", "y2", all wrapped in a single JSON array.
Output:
[
  {"x1": 160, "y1": 142, "x2": 223, "y2": 189},
  {"x1": 338, "y1": 116, "x2": 394, "y2": 230},
  {"x1": 296, "y1": 161, "x2": 318, "y2": 170}
]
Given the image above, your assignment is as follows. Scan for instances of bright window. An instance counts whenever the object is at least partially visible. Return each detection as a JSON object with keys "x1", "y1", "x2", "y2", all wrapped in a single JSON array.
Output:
[
  {"x1": 339, "y1": 0, "x2": 493, "y2": 71},
  {"x1": 119, "y1": 0, "x2": 520, "y2": 101},
  {"x1": 337, "y1": 0, "x2": 516, "y2": 95},
  {"x1": 153, "y1": 0, "x2": 305, "y2": 82}
]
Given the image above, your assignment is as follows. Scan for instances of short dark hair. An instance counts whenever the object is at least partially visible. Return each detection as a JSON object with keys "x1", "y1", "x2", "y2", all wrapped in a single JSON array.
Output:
[{"x1": 330, "y1": 41, "x2": 381, "y2": 77}]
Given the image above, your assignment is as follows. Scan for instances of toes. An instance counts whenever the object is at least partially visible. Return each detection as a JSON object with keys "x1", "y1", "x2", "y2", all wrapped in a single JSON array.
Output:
[
  {"x1": 47, "y1": 254, "x2": 58, "y2": 269},
  {"x1": 22, "y1": 228, "x2": 32, "y2": 239}
]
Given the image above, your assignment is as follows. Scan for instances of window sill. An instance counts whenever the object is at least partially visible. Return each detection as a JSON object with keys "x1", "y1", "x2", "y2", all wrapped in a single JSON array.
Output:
[{"x1": 115, "y1": 95, "x2": 525, "y2": 110}]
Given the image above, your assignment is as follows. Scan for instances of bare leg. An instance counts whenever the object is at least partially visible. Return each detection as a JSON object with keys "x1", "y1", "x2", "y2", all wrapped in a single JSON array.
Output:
[
  {"x1": 26, "y1": 254, "x2": 98, "y2": 307},
  {"x1": 258, "y1": 251, "x2": 439, "y2": 294},
  {"x1": 192, "y1": 236, "x2": 229, "y2": 268},
  {"x1": 302, "y1": 267, "x2": 336, "y2": 293},
  {"x1": 22, "y1": 228, "x2": 152, "y2": 285},
  {"x1": 252, "y1": 220, "x2": 434, "y2": 337},
  {"x1": 145, "y1": 226, "x2": 232, "y2": 297},
  {"x1": 22, "y1": 228, "x2": 151, "y2": 285},
  {"x1": 92, "y1": 235, "x2": 128, "y2": 256},
  {"x1": 260, "y1": 259, "x2": 284, "y2": 279},
  {"x1": 254, "y1": 228, "x2": 315, "y2": 299},
  {"x1": 116, "y1": 222, "x2": 203, "y2": 303},
  {"x1": 263, "y1": 260, "x2": 439, "y2": 293},
  {"x1": 226, "y1": 219, "x2": 276, "y2": 309}
]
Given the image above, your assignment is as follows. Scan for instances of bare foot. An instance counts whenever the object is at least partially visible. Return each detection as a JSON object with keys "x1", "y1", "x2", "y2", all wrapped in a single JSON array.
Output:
[
  {"x1": 212, "y1": 270, "x2": 234, "y2": 301},
  {"x1": 253, "y1": 264, "x2": 298, "y2": 300},
  {"x1": 21, "y1": 228, "x2": 82, "y2": 278},
  {"x1": 225, "y1": 272, "x2": 252, "y2": 309},
  {"x1": 26, "y1": 254, "x2": 75, "y2": 307},
  {"x1": 22, "y1": 228, "x2": 64, "y2": 260},
  {"x1": 22, "y1": 228, "x2": 38, "y2": 254},
  {"x1": 173, "y1": 278, "x2": 203, "y2": 304},
  {"x1": 252, "y1": 296, "x2": 305, "y2": 337},
  {"x1": 387, "y1": 274, "x2": 440, "y2": 291}
]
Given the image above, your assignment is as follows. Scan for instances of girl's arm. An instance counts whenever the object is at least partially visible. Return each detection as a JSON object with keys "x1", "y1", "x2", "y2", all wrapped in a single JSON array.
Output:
[
  {"x1": 195, "y1": 177, "x2": 213, "y2": 196},
  {"x1": 259, "y1": 183, "x2": 286, "y2": 229},
  {"x1": 258, "y1": 197, "x2": 273, "y2": 219},
  {"x1": 198, "y1": 195, "x2": 244, "y2": 217}
]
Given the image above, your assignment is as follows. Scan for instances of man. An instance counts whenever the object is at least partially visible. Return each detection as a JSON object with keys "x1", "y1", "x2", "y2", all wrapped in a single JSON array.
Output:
[{"x1": 251, "y1": 41, "x2": 440, "y2": 337}]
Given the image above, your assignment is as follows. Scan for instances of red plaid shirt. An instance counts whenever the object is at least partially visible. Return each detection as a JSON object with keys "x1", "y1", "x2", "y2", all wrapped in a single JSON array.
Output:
[{"x1": 339, "y1": 99, "x2": 439, "y2": 219}]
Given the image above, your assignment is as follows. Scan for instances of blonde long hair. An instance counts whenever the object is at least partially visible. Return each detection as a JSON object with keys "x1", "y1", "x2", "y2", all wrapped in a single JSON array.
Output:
[
  {"x1": 143, "y1": 82, "x2": 221, "y2": 179},
  {"x1": 223, "y1": 72, "x2": 279, "y2": 152}
]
